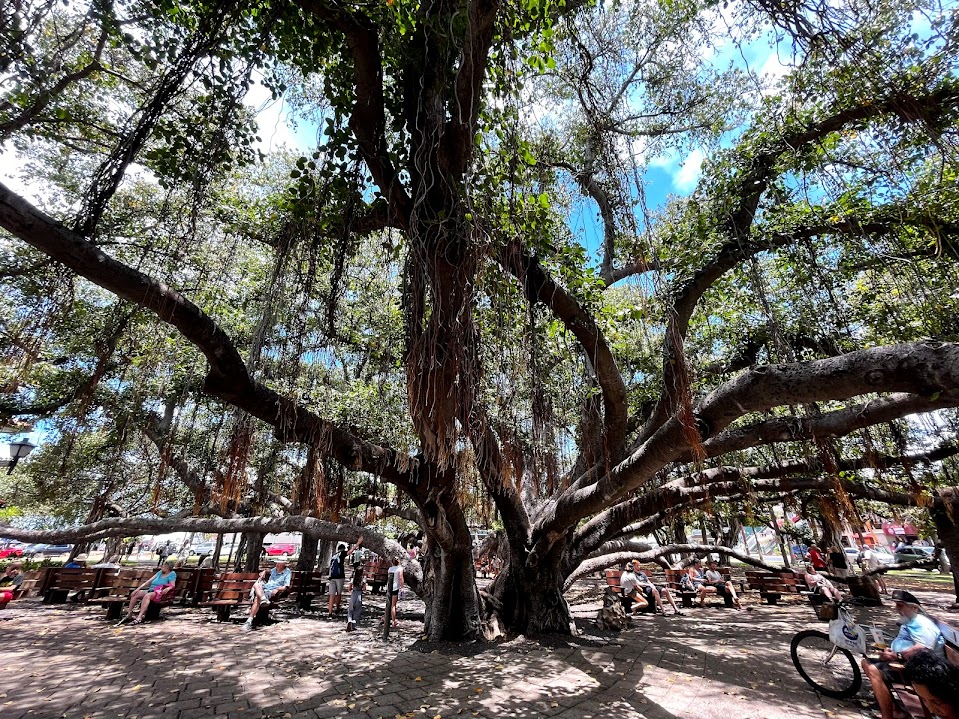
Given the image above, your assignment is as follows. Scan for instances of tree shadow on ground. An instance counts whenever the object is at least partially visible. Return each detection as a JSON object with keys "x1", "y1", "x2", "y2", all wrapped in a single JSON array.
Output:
[{"x1": 1, "y1": 598, "x2": 864, "y2": 719}]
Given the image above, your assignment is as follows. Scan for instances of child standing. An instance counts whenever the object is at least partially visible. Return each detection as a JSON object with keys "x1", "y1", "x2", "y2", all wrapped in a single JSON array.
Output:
[{"x1": 346, "y1": 567, "x2": 366, "y2": 632}]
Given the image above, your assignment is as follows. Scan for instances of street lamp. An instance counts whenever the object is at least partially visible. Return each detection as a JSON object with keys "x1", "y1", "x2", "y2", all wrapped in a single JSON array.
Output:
[{"x1": 2, "y1": 438, "x2": 36, "y2": 474}]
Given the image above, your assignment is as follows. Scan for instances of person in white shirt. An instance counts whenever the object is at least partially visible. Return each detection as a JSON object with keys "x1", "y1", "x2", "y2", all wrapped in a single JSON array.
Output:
[
  {"x1": 803, "y1": 563, "x2": 841, "y2": 602},
  {"x1": 619, "y1": 563, "x2": 650, "y2": 614},
  {"x1": 702, "y1": 560, "x2": 741, "y2": 609},
  {"x1": 629, "y1": 559, "x2": 683, "y2": 615},
  {"x1": 386, "y1": 557, "x2": 403, "y2": 628},
  {"x1": 861, "y1": 547, "x2": 888, "y2": 594}
]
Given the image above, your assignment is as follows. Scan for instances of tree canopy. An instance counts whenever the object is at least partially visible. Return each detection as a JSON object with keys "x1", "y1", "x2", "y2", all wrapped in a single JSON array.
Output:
[{"x1": 2, "y1": 0, "x2": 959, "y2": 639}]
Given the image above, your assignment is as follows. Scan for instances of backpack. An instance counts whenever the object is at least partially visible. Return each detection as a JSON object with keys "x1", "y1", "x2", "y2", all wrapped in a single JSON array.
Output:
[
  {"x1": 680, "y1": 573, "x2": 696, "y2": 592},
  {"x1": 330, "y1": 554, "x2": 344, "y2": 579}
]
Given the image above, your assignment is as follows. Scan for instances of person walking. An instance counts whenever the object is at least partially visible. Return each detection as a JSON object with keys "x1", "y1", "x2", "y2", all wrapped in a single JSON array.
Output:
[{"x1": 328, "y1": 544, "x2": 348, "y2": 617}]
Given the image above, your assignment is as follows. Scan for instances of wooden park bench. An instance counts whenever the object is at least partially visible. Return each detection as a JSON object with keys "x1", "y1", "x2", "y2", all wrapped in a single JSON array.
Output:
[
  {"x1": 664, "y1": 567, "x2": 739, "y2": 608},
  {"x1": 42, "y1": 567, "x2": 109, "y2": 604},
  {"x1": 199, "y1": 572, "x2": 259, "y2": 622},
  {"x1": 290, "y1": 570, "x2": 326, "y2": 610},
  {"x1": 888, "y1": 619, "x2": 959, "y2": 719},
  {"x1": 745, "y1": 569, "x2": 803, "y2": 605},
  {"x1": 89, "y1": 569, "x2": 180, "y2": 621},
  {"x1": 365, "y1": 557, "x2": 389, "y2": 594}
]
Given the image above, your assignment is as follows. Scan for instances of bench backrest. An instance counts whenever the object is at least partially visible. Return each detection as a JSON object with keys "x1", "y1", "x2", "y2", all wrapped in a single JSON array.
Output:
[
  {"x1": 605, "y1": 569, "x2": 622, "y2": 591},
  {"x1": 51, "y1": 568, "x2": 102, "y2": 589},
  {"x1": 209, "y1": 572, "x2": 259, "y2": 602},
  {"x1": 937, "y1": 620, "x2": 959, "y2": 665},
  {"x1": 106, "y1": 569, "x2": 155, "y2": 593},
  {"x1": 365, "y1": 558, "x2": 389, "y2": 583}
]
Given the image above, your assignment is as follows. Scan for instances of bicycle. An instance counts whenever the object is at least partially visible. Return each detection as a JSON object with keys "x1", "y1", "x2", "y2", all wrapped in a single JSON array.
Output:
[{"x1": 790, "y1": 599, "x2": 889, "y2": 698}]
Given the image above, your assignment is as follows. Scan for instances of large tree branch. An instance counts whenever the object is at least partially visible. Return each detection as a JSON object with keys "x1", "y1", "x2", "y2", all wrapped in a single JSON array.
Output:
[
  {"x1": 0, "y1": 515, "x2": 422, "y2": 589},
  {"x1": 0, "y1": 181, "x2": 420, "y2": 492},
  {"x1": 293, "y1": 1, "x2": 413, "y2": 229},
  {"x1": 637, "y1": 83, "x2": 959, "y2": 443},
  {"x1": 536, "y1": 341, "x2": 959, "y2": 558},
  {"x1": 699, "y1": 393, "x2": 959, "y2": 460},
  {"x1": 563, "y1": 543, "x2": 788, "y2": 589},
  {"x1": 497, "y1": 240, "x2": 628, "y2": 453},
  {"x1": 573, "y1": 458, "x2": 930, "y2": 560}
]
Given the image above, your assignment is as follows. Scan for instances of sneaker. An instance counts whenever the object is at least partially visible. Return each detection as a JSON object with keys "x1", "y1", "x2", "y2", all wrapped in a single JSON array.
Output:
[
  {"x1": 260, "y1": 598, "x2": 271, "y2": 607},
  {"x1": 242, "y1": 620, "x2": 253, "y2": 632},
  {"x1": 346, "y1": 620, "x2": 355, "y2": 632}
]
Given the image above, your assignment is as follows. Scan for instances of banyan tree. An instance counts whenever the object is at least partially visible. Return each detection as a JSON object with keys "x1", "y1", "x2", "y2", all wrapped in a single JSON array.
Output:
[{"x1": 2, "y1": 0, "x2": 959, "y2": 639}]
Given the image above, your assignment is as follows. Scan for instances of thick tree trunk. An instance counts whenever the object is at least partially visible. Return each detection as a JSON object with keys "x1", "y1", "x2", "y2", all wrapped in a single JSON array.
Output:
[
  {"x1": 298, "y1": 534, "x2": 319, "y2": 571},
  {"x1": 931, "y1": 487, "x2": 959, "y2": 603},
  {"x1": 418, "y1": 487, "x2": 483, "y2": 641}
]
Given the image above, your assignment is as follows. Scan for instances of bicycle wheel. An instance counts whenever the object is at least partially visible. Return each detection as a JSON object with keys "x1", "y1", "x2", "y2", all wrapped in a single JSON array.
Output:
[{"x1": 790, "y1": 630, "x2": 862, "y2": 698}]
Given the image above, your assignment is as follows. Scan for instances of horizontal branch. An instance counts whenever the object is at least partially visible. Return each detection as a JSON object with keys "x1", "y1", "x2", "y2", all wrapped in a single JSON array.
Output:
[
  {"x1": 563, "y1": 543, "x2": 787, "y2": 589},
  {"x1": 541, "y1": 341, "x2": 959, "y2": 554},
  {"x1": 0, "y1": 181, "x2": 420, "y2": 492}
]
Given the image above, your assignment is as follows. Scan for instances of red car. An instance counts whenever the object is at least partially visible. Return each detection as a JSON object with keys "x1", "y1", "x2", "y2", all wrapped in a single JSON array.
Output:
[
  {"x1": 263, "y1": 543, "x2": 297, "y2": 556},
  {"x1": 0, "y1": 546, "x2": 24, "y2": 559}
]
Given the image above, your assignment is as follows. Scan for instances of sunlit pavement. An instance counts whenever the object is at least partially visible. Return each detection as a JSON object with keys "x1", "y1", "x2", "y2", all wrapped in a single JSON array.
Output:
[{"x1": 3, "y1": 589, "x2": 955, "y2": 719}]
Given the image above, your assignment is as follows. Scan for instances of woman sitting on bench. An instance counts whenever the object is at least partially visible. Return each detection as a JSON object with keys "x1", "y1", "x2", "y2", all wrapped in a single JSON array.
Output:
[
  {"x1": 123, "y1": 561, "x2": 176, "y2": 624},
  {"x1": 803, "y1": 563, "x2": 841, "y2": 602}
]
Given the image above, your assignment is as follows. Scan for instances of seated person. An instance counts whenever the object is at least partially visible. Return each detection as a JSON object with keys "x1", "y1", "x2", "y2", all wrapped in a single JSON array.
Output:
[
  {"x1": 804, "y1": 563, "x2": 841, "y2": 602},
  {"x1": 861, "y1": 589, "x2": 944, "y2": 719},
  {"x1": 123, "y1": 561, "x2": 177, "y2": 624},
  {"x1": 242, "y1": 557, "x2": 291, "y2": 631},
  {"x1": 0, "y1": 561, "x2": 24, "y2": 604},
  {"x1": 64, "y1": 553, "x2": 88, "y2": 569},
  {"x1": 703, "y1": 560, "x2": 741, "y2": 609},
  {"x1": 619, "y1": 563, "x2": 649, "y2": 614},
  {"x1": 904, "y1": 649, "x2": 959, "y2": 719},
  {"x1": 630, "y1": 559, "x2": 683, "y2": 615}
]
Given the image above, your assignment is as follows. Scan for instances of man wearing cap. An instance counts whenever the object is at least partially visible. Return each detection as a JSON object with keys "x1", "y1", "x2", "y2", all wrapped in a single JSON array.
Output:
[
  {"x1": 243, "y1": 557, "x2": 292, "y2": 631},
  {"x1": 861, "y1": 589, "x2": 944, "y2": 719}
]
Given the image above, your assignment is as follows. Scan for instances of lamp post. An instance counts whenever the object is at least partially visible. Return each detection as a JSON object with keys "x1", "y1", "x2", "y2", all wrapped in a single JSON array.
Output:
[{"x1": 3, "y1": 438, "x2": 36, "y2": 474}]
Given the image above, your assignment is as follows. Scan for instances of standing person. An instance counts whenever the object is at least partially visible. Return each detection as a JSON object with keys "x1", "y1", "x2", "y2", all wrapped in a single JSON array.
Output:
[
  {"x1": 156, "y1": 541, "x2": 170, "y2": 568},
  {"x1": 829, "y1": 545, "x2": 850, "y2": 578},
  {"x1": 807, "y1": 544, "x2": 827, "y2": 571},
  {"x1": 327, "y1": 543, "x2": 348, "y2": 618},
  {"x1": 862, "y1": 546, "x2": 888, "y2": 594},
  {"x1": 385, "y1": 557, "x2": 403, "y2": 628},
  {"x1": 122, "y1": 561, "x2": 176, "y2": 625},
  {"x1": 346, "y1": 565, "x2": 366, "y2": 632},
  {"x1": 349, "y1": 536, "x2": 365, "y2": 570},
  {"x1": 242, "y1": 558, "x2": 291, "y2": 631}
]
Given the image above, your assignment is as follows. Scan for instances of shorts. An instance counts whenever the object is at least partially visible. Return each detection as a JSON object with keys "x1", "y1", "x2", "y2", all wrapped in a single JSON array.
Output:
[
  {"x1": 329, "y1": 578, "x2": 345, "y2": 595},
  {"x1": 866, "y1": 658, "x2": 906, "y2": 686}
]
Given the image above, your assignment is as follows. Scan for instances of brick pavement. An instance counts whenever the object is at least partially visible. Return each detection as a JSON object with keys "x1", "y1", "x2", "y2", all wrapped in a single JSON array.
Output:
[{"x1": 0, "y1": 594, "x2": 906, "y2": 719}]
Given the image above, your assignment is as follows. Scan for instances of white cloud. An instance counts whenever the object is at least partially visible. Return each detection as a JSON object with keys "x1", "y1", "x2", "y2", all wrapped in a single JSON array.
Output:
[
  {"x1": 244, "y1": 77, "x2": 312, "y2": 153},
  {"x1": 674, "y1": 148, "x2": 704, "y2": 192}
]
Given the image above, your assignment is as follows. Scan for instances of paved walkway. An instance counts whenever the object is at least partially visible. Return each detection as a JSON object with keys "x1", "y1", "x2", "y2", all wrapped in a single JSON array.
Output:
[{"x1": 6, "y1": 591, "x2": 952, "y2": 719}]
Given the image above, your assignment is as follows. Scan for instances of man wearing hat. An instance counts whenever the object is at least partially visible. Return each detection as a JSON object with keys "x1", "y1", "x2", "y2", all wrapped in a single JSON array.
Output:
[
  {"x1": 861, "y1": 589, "x2": 944, "y2": 719},
  {"x1": 64, "y1": 553, "x2": 88, "y2": 569},
  {"x1": 243, "y1": 556, "x2": 292, "y2": 631}
]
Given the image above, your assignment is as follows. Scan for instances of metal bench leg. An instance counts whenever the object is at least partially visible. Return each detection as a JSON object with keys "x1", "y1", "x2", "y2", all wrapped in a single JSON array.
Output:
[
  {"x1": 216, "y1": 605, "x2": 231, "y2": 622},
  {"x1": 105, "y1": 602, "x2": 123, "y2": 621}
]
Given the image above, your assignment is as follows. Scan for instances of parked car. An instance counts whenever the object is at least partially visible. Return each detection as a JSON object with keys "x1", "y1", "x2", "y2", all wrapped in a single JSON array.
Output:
[
  {"x1": 0, "y1": 545, "x2": 24, "y2": 559},
  {"x1": 188, "y1": 542, "x2": 216, "y2": 556},
  {"x1": 863, "y1": 546, "x2": 895, "y2": 565},
  {"x1": 263, "y1": 543, "x2": 297, "y2": 557},
  {"x1": 843, "y1": 546, "x2": 860, "y2": 564},
  {"x1": 894, "y1": 545, "x2": 936, "y2": 568},
  {"x1": 31, "y1": 543, "x2": 73, "y2": 558}
]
